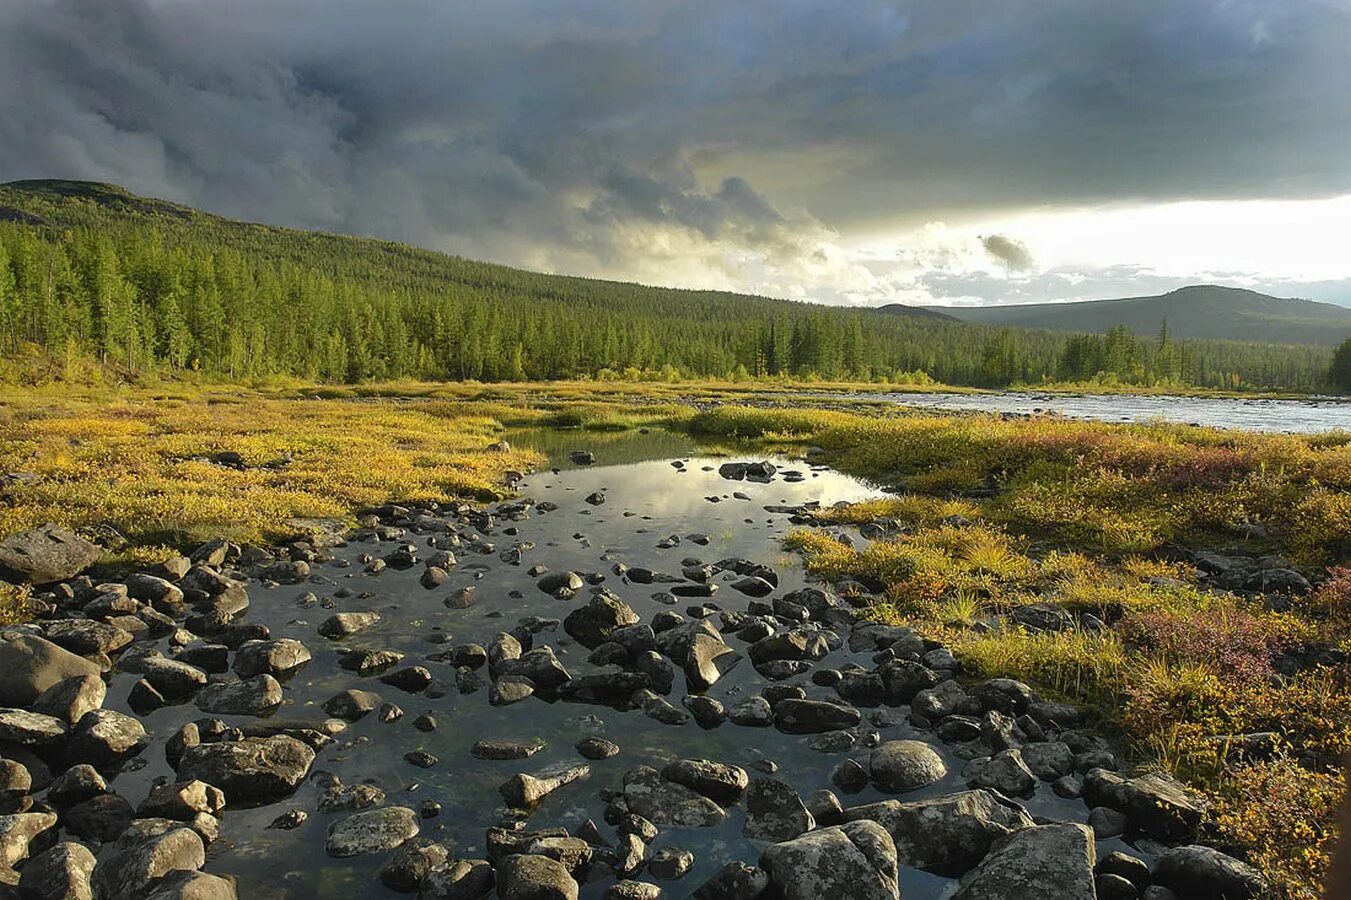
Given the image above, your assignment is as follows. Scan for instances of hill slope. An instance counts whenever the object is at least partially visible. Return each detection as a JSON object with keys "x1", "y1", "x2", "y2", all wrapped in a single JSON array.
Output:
[
  {"x1": 930, "y1": 285, "x2": 1351, "y2": 346},
  {"x1": 0, "y1": 180, "x2": 1334, "y2": 391}
]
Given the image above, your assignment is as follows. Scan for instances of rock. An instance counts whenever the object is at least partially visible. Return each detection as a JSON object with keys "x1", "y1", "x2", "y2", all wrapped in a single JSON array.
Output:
[
  {"x1": 490, "y1": 676, "x2": 535, "y2": 707},
  {"x1": 323, "y1": 688, "x2": 383, "y2": 720},
  {"x1": 1010, "y1": 603, "x2": 1073, "y2": 632},
  {"x1": 0, "y1": 525, "x2": 100, "y2": 584},
  {"x1": 842, "y1": 789, "x2": 1035, "y2": 875},
  {"x1": 661, "y1": 759, "x2": 748, "y2": 806},
  {"x1": 19, "y1": 841, "x2": 97, "y2": 900},
  {"x1": 692, "y1": 861, "x2": 769, "y2": 900},
  {"x1": 952, "y1": 823, "x2": 1095, "y2": 900},
  {"x1": 869, "y1": 740, "x2": 948, "y2": 793},
  {"x1": 622, "y1": 766, "x2": 726, "y2": 828},
  {"x1": 1082, "y1": 768, "x2": 1205, "y2": 841},
  {"x1": 138, "y1": 780, "x2": 226, "y2": 821},
  {"x1": 1097, "y1": 851, "x2": 1151, "y2": 890},
  {"x1": 65, "y1": 710, "x2": 145, "y2": 766},
  {"x1": 90, "y1": 820, "x2": 206, "y2": 900},
  {"x1": 194, "y1": 676, "x2": 282, "y2": 716},
  {"x1": 472, "y1": 740, "x2": 544, "y2": 761},
  {"x1": 133, "y1": 655, "x2": 208, "y2": 700},
  {"x1": 605, "y1": 881, "x2": 661, "y2": 899},
  {"x1": 728, "y1": 696, "x2": 773, "y2": 727},
  {"x1": 496, "y1": 853, "x2": 579, "y2": 900},
  {"x1": 499, "y1": 765, "x2": 590, "y2": 808},
  {"x1": 774, "y1": 698, "x2": 861, "y2": 734},
  {"x1": 1152, "y1": 845, "x2": 1269, "y2": 900},
  {"x1": 64, "y1": 794, "x2": 134, "y2": 842},
  {"x1": 497, "y1": 647, "x2": 572, "y2": 690},
  {"x1": 232, "y1": 639, "x2": 311, "y2": 677},
  {"x1": 877, "y1": 660, "x2": 939, "y2": 703},
  {"x1": 48, "y1": 763, "x2": 107, "y2": 810},
  {"x1": 0, "y1": 635, "x2": 102, "y2": 707},
  {"x1": 964, "y1": 750, "x2": 1036, "y2": 797},
  {"x1": 655, "y1": 621, "x2": 737, "y2": 690},
  {"x1": 1020, "y1": 741, "x2": 1074, "y2": 780},
  {"x1": 760, "y1": 820, "x2": 899, "y2": 900},
  {"x1": 45, "y1": 619, "x2": 134, "y2": 656},
  {"x1": 142, "y1": 870, "x2": 239, "y2": 899},
  {"x1": 422, "y1": 857, "x2": 495, "y2": 899},
  {"x1": 378, "y1": 837, "x2": 451, "y2": 886},
  {"x1": 748, "y1": 631, "x2": 826, "y2": 666},
  {"x1": 649, "y1": 846, "x2": 694, "y2": 880},
  {"x1": 326, "y1": 806, "x2": 419, "y2": 857},
  {"x1": 0, "y1": 810, "x2": 57, "y2": 868},
  {"x1": 744, "y1": 778, "x2": 814, "y2": 842},
  {"x1": 537, "y1": 572, "x2": 584, "y2": 596},
  {"x1": 32, "y1": 674, "x2": 106, "y2": 725},
  {"x1": 0, "y1": 708, "x2": 68, "y2": 746},
  {"x1": 176, "y1": 736, "x2": 314, "y2": 803},
  {"x1": 318, "y1": 611, "x2": 380, "y2": 639},
  {"x1": 684, "y1": 695, "x2": 726, "y2": 729},
  {"x1": 1089, "y1": 806, "x2": 1128, "y2": 839},
  {"x1": 563, "y1": 595, "x2": 640, "y2": 650}
]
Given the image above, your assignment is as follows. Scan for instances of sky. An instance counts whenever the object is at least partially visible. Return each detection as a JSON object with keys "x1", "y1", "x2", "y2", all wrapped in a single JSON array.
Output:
[{"x1": 2, "y1": 0, "x2": 1350, "y2": 308}]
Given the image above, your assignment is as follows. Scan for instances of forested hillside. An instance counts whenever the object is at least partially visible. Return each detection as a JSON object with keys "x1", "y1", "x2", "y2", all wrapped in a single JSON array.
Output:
[{"x1": 0, "y1": 180, "x2": 1335, "y2": 390}]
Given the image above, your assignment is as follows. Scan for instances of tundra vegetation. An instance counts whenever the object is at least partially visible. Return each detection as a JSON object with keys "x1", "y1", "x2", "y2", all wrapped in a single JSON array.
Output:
[{"x1": 692, "y1": 404, "x2": 1351, "y2": 898}]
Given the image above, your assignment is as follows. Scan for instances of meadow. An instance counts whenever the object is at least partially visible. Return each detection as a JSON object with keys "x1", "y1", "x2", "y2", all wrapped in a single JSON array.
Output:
[{"x1": 1, "y1": 382, "x2": 1348, "y2": 895}]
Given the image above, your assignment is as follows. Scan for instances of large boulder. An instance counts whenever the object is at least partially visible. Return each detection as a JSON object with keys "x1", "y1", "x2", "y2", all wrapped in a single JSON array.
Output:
[
  {"x1": 952, "y1": 823, "x2": 1095, "y2": 900},
  {"x1": 760, "y1": 820, "x2": 900, "y2": 900},
  {"x1": 90, "y1": 819, "x2": 206, "y2": 900},
  {"x1": 0, "y1": 634, "x2": 102, "y2": 707},
  {"x1": 0, "y1": 524, "x2": 100, "y2": 584},
  {"x1": 562, "y1": 595, "x2": 640, "y2": 650},
  {"x1": 176, "y1": 736, "x2": 314, "y2": 804},
  {"x1": 496, "y1": 854, "x2": 579, "y2": 900},
  {"x1": 869, "y1": 740, "x2": 948, "y2": 793},
  {"x1": 325, "y1": 806, "x2": 419, "y2": 857},
  {"x1": 1152, "y1": 845, "x2": 1270, "y2": 900},
  {"x1": 18, "y1": 841, "x2": 97, "y2": 899},
  {"x1": 0, "y1": 810, "x2": 59, "y2": 868},
  {"x1": 842, "y1": 789, "x2": 1035, "y2": 875},
  {"x1": 1082, "y1": 768, "x2": 1205, "y2": 841},
  {"x1": 622, "y1": 765, "x2": 726, "y2": 828}
]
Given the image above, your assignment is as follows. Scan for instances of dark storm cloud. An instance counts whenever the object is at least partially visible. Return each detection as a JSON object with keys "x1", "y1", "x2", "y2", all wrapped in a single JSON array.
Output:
[
  {"x1": 980, "y1": 234, "x2": 1034, "y2": 271},
  {"x1": 1, "y1": 0, "x2": 1348, "y2": 283}
]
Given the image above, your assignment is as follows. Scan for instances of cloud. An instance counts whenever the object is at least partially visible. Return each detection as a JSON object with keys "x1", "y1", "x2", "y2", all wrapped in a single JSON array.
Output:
[
  {"x1": 980, "y1": 234, "x2": 1035, "y2": 271},
  {"x1": 0, "y1": 0, "x2": 1348, "y2": 305}
]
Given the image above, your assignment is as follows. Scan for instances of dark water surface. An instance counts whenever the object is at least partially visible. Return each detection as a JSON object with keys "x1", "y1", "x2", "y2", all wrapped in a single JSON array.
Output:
[{"x1": 101, "y1": 428, "x2": 1137, "y2": 897}]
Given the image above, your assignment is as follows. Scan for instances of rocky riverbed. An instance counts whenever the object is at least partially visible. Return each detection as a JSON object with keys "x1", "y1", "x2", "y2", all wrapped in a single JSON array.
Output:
[{"x1": 0, "y1": 430, "x2": 1274, "y2": 899}]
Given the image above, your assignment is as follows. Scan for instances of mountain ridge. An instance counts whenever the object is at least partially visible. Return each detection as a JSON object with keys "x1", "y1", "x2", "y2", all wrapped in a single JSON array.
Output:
[{"x1": 926, "y1": 285, "x2": 1351, "y2": 346}]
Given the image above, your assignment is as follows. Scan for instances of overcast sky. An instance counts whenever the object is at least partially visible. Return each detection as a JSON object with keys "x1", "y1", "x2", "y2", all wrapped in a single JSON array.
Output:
[{"x1": 3, "y1": 0, "x2": 1350, "y2": 307}]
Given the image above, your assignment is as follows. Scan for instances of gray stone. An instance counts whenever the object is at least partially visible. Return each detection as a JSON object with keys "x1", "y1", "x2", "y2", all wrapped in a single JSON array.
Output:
[
  {"x1": 194, "y1": 676, "x2": 282, "y2": 716},
  {"x1": 774, "y1": 698, "x2": 861, "y2": 734},
  {"x1": 744, "y1": 779, "x2": 814, "y2": 842},
  {"x1": 318, "y1": 611, "x2": 380, "y2": 639},
  {"x1": 421, "y1": 857, "x2": 495, "y2": 899},
  {"x1": 842, "y1": 789, "x2": 1035, "y2": 875},
  {"x1": 661, "y1": 759, "x2": 748, "y2": 806},
  {"x1": 176, "y1": 736, "x2": 314, "y2": 803},
  {"x1": 1082, "y1": 768, "x2": 1205, "y2": 841},
  {"x1": 499, "y1": 765, "x2": 590, "y2": 808},
  {"x1": 0, "y1": 635, "x2": 102, "y2": 707},
  {"x1": 0, "y1": 525, "x2": 100, "y2": 584},
  {"x1": 32, "y1": 674, "x2": 107, "y2": 725},
  {"x1": 952, "y1": 823, "x2": 1095, "y2": 900},
  {"x1": 19, "y1": 841, "x2": 97, "y2": 900},
  {"x1": 563, "y1": 595, "x2": 640, "y2": 650},
  {"x1": 869, "y1": 740, "x2": 947, "y2": 793},
  {"x1": 0, "y1": 810, "x2": 57, "y2": 868},
  {"x1": 622, "y1": 766, "x2": 725, "y2": 828},
  {"x1": 232, "y1": 639, "x2": 311, "y2": 677},
  {"x1": 65, "y1": 710, "x2": 145, "y2": 766},
  {"x1": 760, "y1": 820, "x2": 899, "y2": 900},
  {"x1": 90, "y1": 819, "x2": 206, "y2": 900},
  {"x1": 1152, "y1": 845, "x2": 1270, "y2": 900},
  {"x1": 691, "y1": 861, "x2": 769, "y2": 900},
  {"x1": 0, "y1": 708, "x2": 68, "y2": 746},
  {"x1": 964, "y1": 750, "x2": 1036, "y2": 797},
  {"x1": 142, "y1": 870, "x2": 239, "y2": 900},
  {"x1": 326, "y1": 806, "x2": 419, "y2": 857},
  {"x1": 496, "y1": 854, "x2": 579, "y2": 900}
]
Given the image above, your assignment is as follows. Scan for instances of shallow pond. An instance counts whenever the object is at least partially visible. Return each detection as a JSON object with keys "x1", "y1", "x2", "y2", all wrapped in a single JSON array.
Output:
[
  {"x1": 96, "y1": 429, "x2": 1143, "y2": 898},
  {"x1": 843, "y1": 389, "x2": 1350, "y2": 433}
]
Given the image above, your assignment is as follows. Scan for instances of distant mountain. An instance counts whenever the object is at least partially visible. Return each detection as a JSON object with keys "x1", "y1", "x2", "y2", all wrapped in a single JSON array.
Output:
[
  {"x1": 876, "y1": 303, "x2": 958, "y2": 321},
  {"x1": 928, "y1": 285, "x2": 1351, "y2": 346}
]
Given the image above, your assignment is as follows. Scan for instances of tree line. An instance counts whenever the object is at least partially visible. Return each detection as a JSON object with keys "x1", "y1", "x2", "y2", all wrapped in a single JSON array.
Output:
[{"x1": 0, "y1": 182, "x2": 1336, "y2": 391}]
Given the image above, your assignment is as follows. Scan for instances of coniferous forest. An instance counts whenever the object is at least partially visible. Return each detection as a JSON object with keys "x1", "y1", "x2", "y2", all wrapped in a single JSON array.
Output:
[{"x1": 0, "y1": 180, "x2": 1336, "y2": 390}]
